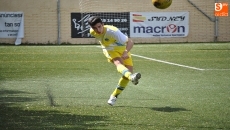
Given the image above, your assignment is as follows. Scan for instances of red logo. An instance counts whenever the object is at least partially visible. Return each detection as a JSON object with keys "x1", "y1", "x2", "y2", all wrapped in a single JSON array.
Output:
[
  {"x1": 167, "y1": 24, "x2": 177, "y2": 33},
  {"x1": 132, "y1": 14, "x2": 146, "y2": 22},
  {"x1": 215, "y1": 2, "x2": 228, "y2": 17}
]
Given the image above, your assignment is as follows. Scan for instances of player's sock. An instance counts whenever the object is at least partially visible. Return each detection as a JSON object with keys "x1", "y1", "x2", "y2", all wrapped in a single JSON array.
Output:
[
  {"x1": 112, "y1": 76, "x2": 129, "y2": 97},
  {"x1": 116, "y1": 64, "x2": 132, "y2": 80}
]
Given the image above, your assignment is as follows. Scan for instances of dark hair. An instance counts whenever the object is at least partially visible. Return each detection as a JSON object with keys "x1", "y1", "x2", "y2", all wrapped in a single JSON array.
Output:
[{"x1": 88, "y1": 16, "x2": 103, "y2": 26}]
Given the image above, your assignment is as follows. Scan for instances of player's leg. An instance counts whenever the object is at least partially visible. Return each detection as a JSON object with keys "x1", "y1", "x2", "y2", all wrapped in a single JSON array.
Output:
[
  {"x1": 108, "y1": 76, "x2": 129, "y2": 106},
  {"x1": 104, "y1": 49, "x2": 133, "y2": 80},
  {"x1": 126, "y1": 65, "x2": 141, "y2": 85},
  {"x1": 113, "y1": 57, "x2": 133, "y2": 80},
  {"x1": 113, "y1": 52, "x2": 141, "y2": 85},
  {"x1": 111, "y1": 76, "x2": 129, "y2": 97},
  {"x1": 110, "y1": 62, "x2": 132, "y2": 98},
  {"x1": 108, "y1": 57, "x2": 132, "y2": 106},
  {"x1": 123, "y1": 55, "x2": 141, "y2": 85},
  {"x1": 103, "y1": 49, "x2": 135, "y2": 82},
  {"x1": 108, "y1": 57, "x2": 141, "y2": 106},
  {"x1": 110, "y1": 61, "x2": 134, "y2": 97}
]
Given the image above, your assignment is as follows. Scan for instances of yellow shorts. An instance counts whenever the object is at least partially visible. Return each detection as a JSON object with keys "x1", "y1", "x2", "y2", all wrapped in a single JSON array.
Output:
[{"x1": 103, "y1": 49, "x2": 133, "y2": 66}]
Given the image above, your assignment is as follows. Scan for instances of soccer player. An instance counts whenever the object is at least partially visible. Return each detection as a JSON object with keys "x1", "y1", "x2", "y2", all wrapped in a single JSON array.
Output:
[{"x1": 88, "y1": 16, "x2": 141, "y2": 106}]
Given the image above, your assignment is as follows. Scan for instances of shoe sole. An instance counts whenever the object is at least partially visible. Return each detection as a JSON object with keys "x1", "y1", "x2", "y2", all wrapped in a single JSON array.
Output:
[
  {"x1": 133, "y1": 73, "x2": 141, "y2": 85},
  {"x1": 108, "y1": 103, "x2": 114, "y2": 106},
  {"x1": 136, "y1": 73, "x2": 141, "y2": 79}
]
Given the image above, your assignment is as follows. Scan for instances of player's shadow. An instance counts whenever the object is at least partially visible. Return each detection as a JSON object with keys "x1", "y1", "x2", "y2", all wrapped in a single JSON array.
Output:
[
  {"x1": 0, "y1": 89, "x2": 108, "y2": 130},
  {"x1": 115, "y1": 105, "x2": 190, "y2": 112},
  {"x1": 151, "y1": 106, "x2": 190, "y2": 112}
]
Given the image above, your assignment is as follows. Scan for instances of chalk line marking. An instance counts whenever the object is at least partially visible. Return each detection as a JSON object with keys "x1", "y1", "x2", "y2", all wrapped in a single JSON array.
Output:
[
  {"x1": 131, "y1": 54, "x2": 205, "y2": 71},
  {"x1": 204, "y1": 69, "x2": 230, "y2": 71},
  {"x1": 97, "y1": 46, "x2": 229, "y2": 71}
]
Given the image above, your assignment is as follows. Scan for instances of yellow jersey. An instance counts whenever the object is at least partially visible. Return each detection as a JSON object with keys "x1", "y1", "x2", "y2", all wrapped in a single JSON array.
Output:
[{"x1": 90, "y1": 25, "x2": 128, "y2": 51}]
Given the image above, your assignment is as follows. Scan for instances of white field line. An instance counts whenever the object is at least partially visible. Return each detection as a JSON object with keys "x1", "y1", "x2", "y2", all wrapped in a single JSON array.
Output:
[
  {"x1": 131, "y1": 54, "x2": 205, "y2": 71},
  {"x1": 96, "y1": 46, "x2": 229, "y2": 71},
  {"x1": 204, "y1": 69, "x2": 230, "y2": 71},
  {"x1": 0, "y1": 46, "x2": 98, "y2": 48}
]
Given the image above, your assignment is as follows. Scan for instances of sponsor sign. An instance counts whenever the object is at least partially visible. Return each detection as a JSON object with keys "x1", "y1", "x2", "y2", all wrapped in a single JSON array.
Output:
[
  {"x1": 0, "y1": 12, "x2": 24, "y2": 39},
  {"x1": 71, "y1": 12, "x2": 130, "y2": 38},
  {"x1": 130, "y1": 12, "x2": 189, "y2": 37}
]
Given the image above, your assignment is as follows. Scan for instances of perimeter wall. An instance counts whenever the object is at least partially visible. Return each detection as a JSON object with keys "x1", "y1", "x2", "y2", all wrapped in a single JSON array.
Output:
[{"x1": 0, "y1": 0, "x2": 229, "y2": 44}]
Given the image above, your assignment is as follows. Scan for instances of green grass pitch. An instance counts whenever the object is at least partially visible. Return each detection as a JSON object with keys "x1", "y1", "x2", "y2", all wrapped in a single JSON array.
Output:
[{"x1": 0, "y1": 43, "x2": 230, "y2": 129}]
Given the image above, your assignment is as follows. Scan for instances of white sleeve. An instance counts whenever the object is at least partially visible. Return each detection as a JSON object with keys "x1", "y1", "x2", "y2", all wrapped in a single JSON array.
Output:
[{"x1": 112, "y1": 30, "x2": 128, "y2": 45}]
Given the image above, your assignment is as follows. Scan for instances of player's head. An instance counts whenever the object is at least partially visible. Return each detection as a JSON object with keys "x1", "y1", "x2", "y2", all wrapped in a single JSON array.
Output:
[
  {"x1": 88, "y1": 16, "x2": 104, "y2": 34},
  {"x1": 88, "y1": 16, "x2": 103, "y2": 26}
]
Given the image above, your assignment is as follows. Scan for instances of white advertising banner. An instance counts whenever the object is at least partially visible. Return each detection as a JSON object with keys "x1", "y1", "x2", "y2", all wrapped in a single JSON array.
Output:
[
  {"x1": 0, "y1": 12, "x2": 24, "y2": 45},
  {"x1": 130, "y1": 12, "x2": 189, "y2": 37}
]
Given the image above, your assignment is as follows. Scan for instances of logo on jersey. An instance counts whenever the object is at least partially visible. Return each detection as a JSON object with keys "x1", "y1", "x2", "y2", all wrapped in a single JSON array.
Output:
[{"x1": 104, "y1": 38, "x2": 109, "y2": 41}]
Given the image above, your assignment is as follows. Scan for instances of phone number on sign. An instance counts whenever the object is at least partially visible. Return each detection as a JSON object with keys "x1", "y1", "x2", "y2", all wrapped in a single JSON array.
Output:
[{"x1": 101, "y1": 19, "x2": 128, "y2": 22}]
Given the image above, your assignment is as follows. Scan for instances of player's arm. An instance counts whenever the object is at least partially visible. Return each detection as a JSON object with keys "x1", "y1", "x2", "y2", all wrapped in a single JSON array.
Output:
[
  {"x1": 122, "y1": 38, "x2": 133, "y2": 59},
  {"x1": 125, "y1": 38, "x2": 133, "y2": 53}
]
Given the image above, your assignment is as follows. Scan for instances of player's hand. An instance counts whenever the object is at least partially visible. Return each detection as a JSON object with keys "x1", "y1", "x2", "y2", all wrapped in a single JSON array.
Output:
[{"x1": 122, "y1": 50, "x2": 129, "y2": 59}]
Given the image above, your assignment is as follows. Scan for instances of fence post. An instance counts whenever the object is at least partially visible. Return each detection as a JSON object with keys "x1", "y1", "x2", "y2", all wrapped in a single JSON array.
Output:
[{"x1": 57, "y1": 0, "x2": 61, "y2": 45}]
